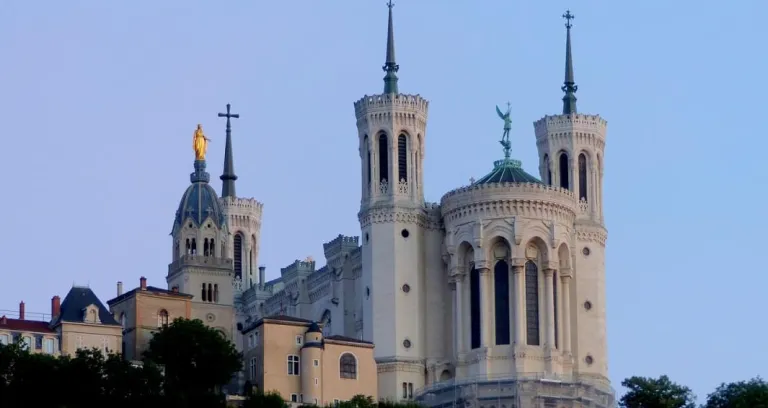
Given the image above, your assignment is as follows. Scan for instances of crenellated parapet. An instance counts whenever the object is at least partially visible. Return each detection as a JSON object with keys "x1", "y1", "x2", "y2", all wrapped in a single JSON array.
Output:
[
  {"x1": 354, "y1": 93, "x2": 429, "y2": 121},
  {"x1": 280, "y1": 259, "x2": 316, "y2": 282},
  {"x1": 322, "y1": 235, "x2": 360, "y2": 266},
  {"x1": 441, "y1": 182, "x2": 577, "y2": 225},
  {"x1": 534, "y1": 113, "x2": 607, "y2": 151}
]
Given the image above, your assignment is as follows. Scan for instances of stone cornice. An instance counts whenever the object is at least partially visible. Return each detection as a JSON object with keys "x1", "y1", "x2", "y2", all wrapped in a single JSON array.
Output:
[{"x1": 358, "y1": 205, "x2": 442, "y2": 231}]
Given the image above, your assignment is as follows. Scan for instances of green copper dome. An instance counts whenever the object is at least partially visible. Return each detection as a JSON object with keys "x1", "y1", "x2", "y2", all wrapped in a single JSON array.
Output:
[{"x1": 473, "y1": 158, "x2": 542, "y2": 185}]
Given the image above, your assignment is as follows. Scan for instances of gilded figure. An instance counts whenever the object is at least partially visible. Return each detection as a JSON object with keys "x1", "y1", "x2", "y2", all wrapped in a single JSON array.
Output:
[{"x1": 193, "y1": 124, "x2": 209, "y2": 160}]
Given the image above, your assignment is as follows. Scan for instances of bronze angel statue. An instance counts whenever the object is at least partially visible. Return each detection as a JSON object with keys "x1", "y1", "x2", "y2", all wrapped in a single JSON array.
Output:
[{"x1": 496, "y1": 103, "x2": 512, "y2": 146}]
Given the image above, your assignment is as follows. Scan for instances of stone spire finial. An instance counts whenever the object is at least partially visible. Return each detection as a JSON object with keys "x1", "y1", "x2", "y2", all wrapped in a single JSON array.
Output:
[
  {"x1": 382, "y1": 1, "x2": 400, "y2": 94},
  {"x1": 218, "y1": 103, "x2": 240, "y2": 198},
  {"x1": 561, "y1": 10, "x2": 578, "y2": 114}
]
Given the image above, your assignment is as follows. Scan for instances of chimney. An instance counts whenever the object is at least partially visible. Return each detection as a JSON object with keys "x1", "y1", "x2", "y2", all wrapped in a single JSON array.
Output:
[
  {"x1": 51, "y1": 296, "x2": 61, "y2": 319},
  {"x1": 258, "y1": 266, "x2": 266, "y2": 287},
  {"x1": 18, "y1": 301, "x2": 25, "y2": 320},
  {"x1": 139, "y1": 276, "x2": 147, "y2": 290},
  {"x1": 117, "y1": 281, "x2": 124, "y2": 296}
]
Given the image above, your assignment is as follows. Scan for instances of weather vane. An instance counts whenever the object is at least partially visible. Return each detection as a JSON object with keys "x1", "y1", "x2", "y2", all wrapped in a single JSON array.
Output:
[
  {"x1": 496, "y1": 102, "x2": 512, "y2": 159},
  {"x1": 563, "y1": 10, "x2": 574, "y2": 29}
]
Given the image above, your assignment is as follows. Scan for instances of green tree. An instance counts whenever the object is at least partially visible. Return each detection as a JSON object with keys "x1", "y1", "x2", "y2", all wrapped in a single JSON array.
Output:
[
  {"x1": 144, "y1": 317, "x2": 242, "y2": 405},
  {"x1": 243, "y1": 390, "x2": 288, "y2": 408},
  {"x1": 702, "y1": 377, "x2": 768, "y2": 408},
  {"x1": 620, "y1": 375, "x2": 696, "y2": 408}
]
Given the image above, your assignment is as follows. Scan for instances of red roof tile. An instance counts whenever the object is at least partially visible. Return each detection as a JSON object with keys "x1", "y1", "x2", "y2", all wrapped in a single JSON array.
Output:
[{"x1": 0, "y1": 315, "x2": 55, "y2": 334}]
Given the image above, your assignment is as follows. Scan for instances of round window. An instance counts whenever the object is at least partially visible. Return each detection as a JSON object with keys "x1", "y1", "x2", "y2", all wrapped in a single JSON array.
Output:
[
  {"x1": 402, "y1": 284, "x2": 411, "y2": 293},
  {"x1": 403, "y1": 339, "x2": 411, "y2": 349},
  {"x1": 401, "y1": 229, "x2": 410, "y2": 238}
]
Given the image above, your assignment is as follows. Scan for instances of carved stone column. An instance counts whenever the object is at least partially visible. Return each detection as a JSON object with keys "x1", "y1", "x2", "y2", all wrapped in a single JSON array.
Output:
[
  {"x1": 560, "y1": 271, "x2": 572, "y2": 355},
  {"x1": 511, "y1": 259, "x2": 526, "y2": 345},
  {"x1": 452, "y1": 273, "x2": 466, "y2": 355},
  {"x1": 477, "y1": 262, "x2": 492, "y2": 347},
  {"x1": 543, "y1": 268, "x2": 557, "y2": 348}
]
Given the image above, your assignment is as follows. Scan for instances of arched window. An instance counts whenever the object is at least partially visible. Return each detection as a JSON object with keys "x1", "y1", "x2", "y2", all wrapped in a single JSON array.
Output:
[
  {"x1": 559, "y1": 153, "x2": 569, "y2": 190},
  {"x1": 378, "y1": 134, "x2": 389, "y2": 184},
  {"x1": 339, "y1": 353, "x2": 357, "y2": 379},
  {"x1": 321, "y1": 310, "x2": 332, "y2": 336},
  {"x1": 543, "y1": 154, "x2": 551, "y2": 185},
  {"x1": 234, "y1": 234, "x2": 243, "y2": 278},
  {"x1": 204, "y1": 238, "x2": 210, "y2": 256},
  {"x1": 210, "y1": 239, "x2": 215, "y2": 257},
  {"x1": 553, "y1": 272, "x2": 559, "y2": 349},
  {"x1": 214, "y1": 284, "x2": 219, "y2": 303},
  {"x1": 397, "y1": 134, "x2": 408, "y2": 183},
  {"x1": 186, "y1": 239, "x2": 191, "y2": 255},
  {"x1": 494, "y1": 260, "x2": 510, "y2": 345},
  {"x1": 469, "y1": 266, "x2": 481, "y2": 349},
  {"x1": 207, "y1": 284, "x2": 213, "y2": 303},
  {"x1": 191, "y1": 239, "x2": 197, "y2": 255},
  {"x1": 158, "y1": 309, "x2": 169, "y2": 327},
  {"x1": 578, "y1": 153, "x2": 588, "y2": 200},
  {"x1": 525, "y1": 260, "x2": 540, "y2": 346},
  {"x1": 201, "y1": 283, "x2": 207, "y2": 302}
]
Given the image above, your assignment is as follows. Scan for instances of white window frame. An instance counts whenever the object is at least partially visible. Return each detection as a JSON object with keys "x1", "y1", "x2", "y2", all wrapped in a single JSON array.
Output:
[
  {"x1": 313, "y1": 359, "x2": 319, "y2": 367},
  {"x1": 43, "y1": 337, "x2": 55, "y2": 354},
  {"x1": 21, "y1": 336, "x2": 32, "y2": 350},
  {"x1": 295, "y1": 335, "x2": 303, "y2": 345},
  {"x1": 290, "y1": 394, "x2": 298, "y2": 403},
  {"x1": 250, "y1": 357, "x2": 257, "y2": 379},
  {"x1": 287, "y1": 354, "x2": 300, "y2": 375},
  {"x1": 0, "y1": 334, "x2": 9, "y2": 345},
  {"x1": 314, "y1": 377, "x2": 319, "y2": 386}
]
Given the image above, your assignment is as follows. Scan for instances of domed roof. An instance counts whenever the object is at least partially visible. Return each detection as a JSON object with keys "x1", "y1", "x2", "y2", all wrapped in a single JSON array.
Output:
[
  {"x1": 306, "y1": 322, "x2": 322, "y2": 334},
  {"x1": 173, "y1": 160, "x2": 226, "y2": 230},
  {"x1": 474, "y1": 158, "x2": 542, "y2": 185}
]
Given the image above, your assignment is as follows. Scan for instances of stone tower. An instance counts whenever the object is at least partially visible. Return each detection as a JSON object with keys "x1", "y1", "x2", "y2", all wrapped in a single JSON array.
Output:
[
  {"x1": 216, "y1": 104, "x2": 264, "y2": 291},
  {"x1": 534, "y1": 11, "x2": 609, "y2": 381},
  {"x1": 168, "y1": 126, "x2": 236, "y2": 340},
  {"x1": 354, "y1": 3, "x2": 437, "y2": 401}
]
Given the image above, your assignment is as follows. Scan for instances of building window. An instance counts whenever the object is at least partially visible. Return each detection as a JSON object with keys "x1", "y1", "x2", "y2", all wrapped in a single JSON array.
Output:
[
  {"x1": 408, "y1": 382, "x2": 413, "y2": 399},
  {"x1": 397, "y1": 134, "x2": 408, "y2": 183},
  {"x1": 234, "y1": 233, "x2": 244, "y2": 278},
  {"x1": 378, "y1": 133, "x2": 389, "y2": 184},
  {"x1": 287, "y1": 355, "x2": 300, "y2": 375},
  {"x1": 207, "y1": 284, "x2": 213, "y2": 303},
  {"x1": 254, "y1": 332, "x2": 259, "y2": 346},
  {"x1": 334, "y1": 399, "x2": 340, "y2": 406},
  {"x1": 543, "y1": 154, "x2": 552, "y2": 185},
  {"x1": 494, "y1": 260, "x2": 511, "y2": 345},
  {"x1": 120, "y1": 313, "x2": 127, "y2": 330},
  {"x1": 214, "y1": 284, "x2": 219, "y2": 303},
  {"x1": 43, "y1": 338, "x2": 55, "y2": 354},
  {"x1": 201, "y1": 283, "x2": 207, "y2": 302},
  {"x1": 291, "y1": 394, "x2": 298, "y2": 403},
  {"x1": 102, "y1": 336, "x2": 109, "y2": 353},
  {"x1": 315, "y1": 377, "x2": 319, "y2": 385},
  {"x1": 559, "y1": 152, "x2": 570, "y2": 190},
  {"x1": 402, "y1": 382, "x2": 408, "y2": 399},
  {"x1": 525, "y1": 260, "x2": 541, "y2": 346},
  {"x1": 578, "y1": 153, "x2": 588, "y2": 200},
  {"x1": 250, "y1": 357, "x2": 257, "y2": 379},
  {"x1": 35, "y1": 335, "x2": 43, "y2": 350},
  {"x1": 313, "y1": 359, "x2": 319, "y2": 367},
  {"x1": 21, "y1": 336, "x2": 32, "y2": 351},
  {"x1": 299, "y1": 394, "x2": 304, "y2": 403},
  {"x1": 158, "y1": 309, "x2": 169, "y2": 327},
  {"x1": 469, "y1": 266, "x2": 481, "y2": 349},
  {"x1": 339, "y1": 353, "x2": 357, "y2": 379},
  {"x1": 0, "y1": 334, "x2": 9, "y2": 345},
  {"x1": 295, "y1": 335, "x2": 303, "y2": 345}
]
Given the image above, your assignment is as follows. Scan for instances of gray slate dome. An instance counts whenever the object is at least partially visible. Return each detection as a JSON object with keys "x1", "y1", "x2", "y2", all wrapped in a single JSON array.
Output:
[
  {"x1": 473, "y1": 158, "x2": 542, "y2": 185},
  {"x1": 173, "y1": 160, "x2": 225, "y2": 230},
  {"x1": 306, "y1": 322, "x2": 322, "y2": 334}
]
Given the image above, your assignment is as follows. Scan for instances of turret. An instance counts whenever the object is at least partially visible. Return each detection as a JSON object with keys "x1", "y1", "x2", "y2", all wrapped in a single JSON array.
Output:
[{"x1": 300, "y1": 322, "x2": 324, "y2": 405}]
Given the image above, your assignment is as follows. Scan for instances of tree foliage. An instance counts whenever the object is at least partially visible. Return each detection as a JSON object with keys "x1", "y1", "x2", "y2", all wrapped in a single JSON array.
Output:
[
  {"x1": 702, "y1": 377, "x2": 768, "y2": 408},
  {"x1": 620, "y1": 375, "x2": 697, "y2": 408}
]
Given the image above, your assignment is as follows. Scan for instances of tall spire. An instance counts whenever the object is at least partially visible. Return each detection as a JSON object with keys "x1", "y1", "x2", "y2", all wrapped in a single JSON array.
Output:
[
  {"x1": 561, "y1": 10, "x2": 578, "y2": 114},
  {"x1": 218, "y1": 103, "x2": 240, "y2": 198},
  {"x1": 382, "y1": 1, "x2": 399, "y2": 94}
]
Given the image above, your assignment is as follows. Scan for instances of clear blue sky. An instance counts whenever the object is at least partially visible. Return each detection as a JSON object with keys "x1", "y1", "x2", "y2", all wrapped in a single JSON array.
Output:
[{"x1": 1, "y1": 0, "x2": 766, "y2": 401}]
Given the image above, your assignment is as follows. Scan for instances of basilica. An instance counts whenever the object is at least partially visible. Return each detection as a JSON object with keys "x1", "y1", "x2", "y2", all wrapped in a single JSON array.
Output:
[{"x1": 162, "y1": 5, "x2": 615, "y2": 408}]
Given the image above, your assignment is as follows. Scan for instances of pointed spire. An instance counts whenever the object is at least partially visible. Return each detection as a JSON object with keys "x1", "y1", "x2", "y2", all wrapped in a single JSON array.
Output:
[
  {"x1": 218, "y1": 103, "x2": 240, "y2": 198},
  {"x1": 382, "y1": 1, "x2": 399, "y2": 94},
  {"x1": 561, "y1": 10, "x2": 578, "y2": 114}
]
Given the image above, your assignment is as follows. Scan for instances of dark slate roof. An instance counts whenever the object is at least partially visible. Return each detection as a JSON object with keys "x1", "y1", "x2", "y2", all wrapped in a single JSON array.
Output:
[
  {"x1": 306, "y1": 322, "x2": 322, "y2": 333},
  {"x1": 107, "y1": 285, "x2": 193, "y2": 306},
  {"x1": 0, "y1": 316, "x2": 55, "y2": 333},
  {"x1": 241, "y1": 315, "x2": 315, "y2": 334},
  {"x1": 474, "y1": 158, "x2": 542, "y2": 185},
  {"x1": 174, "y1": 182, "x2": 225, "y2": 229},
  {"x1": 54, "y1": 286, "x2": 120, "y2": 326},
  {"x1": 325, "y1": 335, "x2": 374, "y2": 345}
]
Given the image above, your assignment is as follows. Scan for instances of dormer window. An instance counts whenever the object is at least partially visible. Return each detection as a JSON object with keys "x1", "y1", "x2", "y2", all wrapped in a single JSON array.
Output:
[{"x1": 83, "y1": 305, "x2": 101, "y2": 324}]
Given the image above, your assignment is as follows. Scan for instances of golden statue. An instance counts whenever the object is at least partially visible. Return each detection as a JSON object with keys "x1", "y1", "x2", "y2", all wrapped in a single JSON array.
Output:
[{"x1": 193, "y1": 124, "x2": 209, "y2": 160}]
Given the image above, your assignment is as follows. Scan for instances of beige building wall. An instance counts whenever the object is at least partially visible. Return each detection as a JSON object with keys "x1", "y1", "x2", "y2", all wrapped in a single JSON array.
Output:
[
  {"x1": 59, "y1": 322, "x2": 122, "y2": 356},
  {"x1": 243, "y1": 317, "x2": 376, "y2": 406},
  {"x1": 0, "y1": 318, "x2": 60, "y2": 356}
]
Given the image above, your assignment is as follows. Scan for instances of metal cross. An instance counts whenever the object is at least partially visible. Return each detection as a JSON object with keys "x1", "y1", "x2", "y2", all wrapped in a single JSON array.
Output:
[
  {"x1": 217, "y1": 103, "x2": 240, "y2": 129},
  {"x1": 387, "y1": 0, "x2": 394, "y2": 9},
  {"x1": 563, "y1": 10, "x2": 575, "y2": 29}
]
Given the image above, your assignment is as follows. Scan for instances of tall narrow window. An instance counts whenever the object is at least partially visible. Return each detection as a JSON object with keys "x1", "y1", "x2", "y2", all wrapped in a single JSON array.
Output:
[
  {"x1": 578, "y1": 153, "x2": 588, "y2": 200},
  {"x1": 378, "y1": 134, "x2": 388, "y2": 183},
  {"x1": 203, "y1": 238, "x2": 209, "y2": 256},
  {"x1": 469, "y1": 266, "x2": 481, "y2": 349},
  {"x1": 364, "y1": 135, "x2": 371, "y2": 187},
  {"x1": 559, "y1": 153, "x2": 569, "y2": 190},
  {"x1": 202, "y1": 283, "x2": 207, "y2": 301},
  {"x1": 494, "y1": 260, "x2": 510, "y2": 345},
  {"x1": 525, "y1": 261, "x2": 540, "y2": 346},
  {"x1": 543, "y1": 154, "x2": 551, "y2": 185},
  {"x1": 186, "y1": 239, "x2": 191, "y2": 254},
  {"x1": 397, "y1": 134, "x2": 408, "y2": 183},
  {"x1": 207, "y1": 283, "x2": 213, "y2": 303},
  {"x1": 339, "y1": 353, "x2": 357, "y2": 379},
  {"x1": 191, "y1": 239, "x2": 197, "y2": 255},
  {"x1": 553, "y1": 272, "x2": 559, "y2": 349},
  {"x1": 214, "y1": 284, "x2": 219, "y2": 303},
  {"x1": 210, "y1": 239, "x2": 215, "y2": 257},
  {"x1": 287, "y1": 355, "x2": 300, "y2": 375},
  {"x1": 234, "y1": 234, "x2": 243, "y2": 278},
  {"x1": 158, "y1": 309, "x2": 169, "y2": 327}
]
